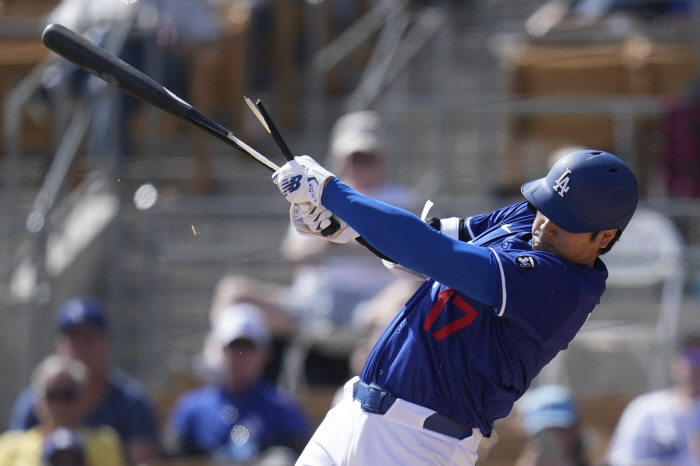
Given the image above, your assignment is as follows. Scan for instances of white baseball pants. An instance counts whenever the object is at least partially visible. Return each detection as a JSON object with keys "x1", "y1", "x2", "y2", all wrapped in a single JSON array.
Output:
[{"x1": 295, "y1": 377, "x2": 482, "y2": 466}]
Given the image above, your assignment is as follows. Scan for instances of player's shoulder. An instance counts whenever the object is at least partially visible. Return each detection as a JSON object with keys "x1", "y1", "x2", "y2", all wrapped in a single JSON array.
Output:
[
  {"x1": 465, "y1": 201, "x2": 533, "y2": 242},
  {"x1": 496, "y1": 247, "x2": 576, "y2": 276},
  {"x1": 488, "y1": 201, "x2": 533, "y2": 221}
]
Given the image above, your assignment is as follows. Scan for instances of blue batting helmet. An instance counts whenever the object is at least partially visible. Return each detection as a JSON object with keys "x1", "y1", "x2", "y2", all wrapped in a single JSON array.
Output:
[{"x1": 521, "y1": 150, "x2": 638, "y2": 233}]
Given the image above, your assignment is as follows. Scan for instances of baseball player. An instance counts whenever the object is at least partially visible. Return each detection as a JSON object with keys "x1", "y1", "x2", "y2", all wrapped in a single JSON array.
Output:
[{"x1": 272, "y1": 149, "x2": 638, "y2": 465}]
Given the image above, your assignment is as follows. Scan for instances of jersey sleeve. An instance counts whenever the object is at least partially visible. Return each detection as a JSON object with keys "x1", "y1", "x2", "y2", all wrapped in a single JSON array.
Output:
[
  {"x1": 490, "y1": 248, "x2": 582, "y2": 341},
  {"x1": 322, "y1": 179, "x2": 498, "y2": 306},
  {"x1": 463, "y1": 202, "x2": 531, "y2": 240}
]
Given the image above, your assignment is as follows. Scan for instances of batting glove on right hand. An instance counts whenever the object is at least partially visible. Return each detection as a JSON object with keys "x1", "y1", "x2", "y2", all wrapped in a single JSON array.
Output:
[
  {"x1": 291, "y1": 203, "x2": 358, "y2": 244},
  {"x1": 272, "y1": 155, "x2": 335, "y2": 206}
]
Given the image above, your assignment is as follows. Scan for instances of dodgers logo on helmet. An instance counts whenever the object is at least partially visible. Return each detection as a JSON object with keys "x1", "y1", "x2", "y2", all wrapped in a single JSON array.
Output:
[{"x1": 520, "y1": 150, "x2": 638, "y2": 233}]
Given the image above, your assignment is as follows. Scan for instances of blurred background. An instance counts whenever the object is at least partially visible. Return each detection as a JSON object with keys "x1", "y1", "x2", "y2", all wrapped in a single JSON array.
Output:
[{"x1": 0, "y1": 0, "x2": 699, "y2": 464}]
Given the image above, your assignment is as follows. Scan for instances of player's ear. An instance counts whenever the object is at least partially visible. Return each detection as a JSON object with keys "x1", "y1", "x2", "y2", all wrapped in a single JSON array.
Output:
[{"x1": 595, "y1": 229, "x2": 617, "y2": 249}]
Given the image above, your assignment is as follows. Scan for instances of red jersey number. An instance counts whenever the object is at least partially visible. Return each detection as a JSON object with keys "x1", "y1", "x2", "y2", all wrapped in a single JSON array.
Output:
[{"x1": 423, "y1": 288, "x2": 478, "y2": 341}]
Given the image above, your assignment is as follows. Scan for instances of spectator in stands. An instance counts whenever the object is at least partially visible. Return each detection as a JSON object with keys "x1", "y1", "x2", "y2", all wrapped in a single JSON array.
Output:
[
  {"x1": 42, "y1": 0, "x2": 229, "y2": 193},
  {"x1": 656, "y1": 75, "x2": 700, "y2": 199},
  {"x1": 606, "y1": 329, "x2": 700, "y2": 465},
  {"x1": 8, "y1": 296, "x2": 160, "y2": 466},
  {"x1": 282, "y1": 110, "x2": 417, "y2": 329},
  {"x1": 164, "y1": 303, "x2": 312, "y2": 464},
  {"x1": 514, "y1": 384, "x2": 590, "y2": 466},
  {"x1": 204, "y1": 111, "x2": 417, "y2": 387},
  {"x1": 0, "y1": 354, "x2": 126, "y2": 466}
]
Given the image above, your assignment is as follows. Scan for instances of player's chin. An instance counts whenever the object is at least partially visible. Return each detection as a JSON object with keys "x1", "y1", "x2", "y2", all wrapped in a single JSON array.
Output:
[{"x1": 532, "y1": 239, "x2": 555, "y2": 254}]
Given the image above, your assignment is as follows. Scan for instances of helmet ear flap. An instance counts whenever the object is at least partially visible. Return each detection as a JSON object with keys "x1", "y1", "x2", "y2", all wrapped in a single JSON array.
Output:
[{"x1": 521, "y1": 150, "x2": 638, "y2": 233}]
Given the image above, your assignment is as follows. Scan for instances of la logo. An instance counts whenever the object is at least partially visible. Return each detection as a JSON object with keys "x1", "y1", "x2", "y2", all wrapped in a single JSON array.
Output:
[{"x1": 553, "y1": 168, "x2": 572, "y2": 197}]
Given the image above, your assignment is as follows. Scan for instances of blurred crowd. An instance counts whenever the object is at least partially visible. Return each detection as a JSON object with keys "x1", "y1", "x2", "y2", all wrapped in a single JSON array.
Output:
[
  {"x1": 2, "y1": 0, "x2": 700, "y2": 465},
  {"x1": 1, "y1": 106, "x2": 700, "y2": 466}
]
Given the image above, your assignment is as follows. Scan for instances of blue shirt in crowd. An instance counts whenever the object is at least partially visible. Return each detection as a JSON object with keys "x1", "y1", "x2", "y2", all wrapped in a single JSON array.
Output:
[{"x1": 166, "y1": 380, "x2": 312, "y2": 458}]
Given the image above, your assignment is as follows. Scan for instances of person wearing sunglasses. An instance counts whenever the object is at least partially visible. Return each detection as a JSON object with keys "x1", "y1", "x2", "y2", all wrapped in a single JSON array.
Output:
[
  {"x1": 0, "y1": 354, "x2": 126, "y2": 466},
  {"x1": 8, "y1": 297, "x2": 160, "y2": 466}
]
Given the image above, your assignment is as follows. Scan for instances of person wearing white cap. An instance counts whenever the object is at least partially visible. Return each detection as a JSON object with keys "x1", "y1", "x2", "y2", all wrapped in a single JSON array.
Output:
[
  {"x1": 282, "y1": 110, "x2": 416, "y2": 338},
  {"x1": 164, "y1": 303, "x2": 312, "y2": 464}
]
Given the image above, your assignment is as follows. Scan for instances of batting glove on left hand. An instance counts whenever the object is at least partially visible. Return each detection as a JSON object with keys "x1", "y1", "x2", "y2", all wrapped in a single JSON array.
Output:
[
  {"x1": 272, "y1": 155, "x2": 335, "y2": 206},
  {"x1": 290, "y1": 203, "x2": 358, "y2": 244}
]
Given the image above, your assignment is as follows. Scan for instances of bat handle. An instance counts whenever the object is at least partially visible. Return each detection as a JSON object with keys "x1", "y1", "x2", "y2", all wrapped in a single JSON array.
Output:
[
  {"x1": 253, "y1": 100, "x2": 339, "y2": 237},
  {"x1": 321, "y1": 215, "x2": 342, "y2": 237}
]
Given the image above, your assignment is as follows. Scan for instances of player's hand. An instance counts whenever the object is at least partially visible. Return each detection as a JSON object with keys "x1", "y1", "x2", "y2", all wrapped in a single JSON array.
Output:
[
  {"x1": 290, "y1": 203, "x2": 358, "y2": 243},
  {"x1": 272, "y1": 155, "x2": 335, "y2": 206}
]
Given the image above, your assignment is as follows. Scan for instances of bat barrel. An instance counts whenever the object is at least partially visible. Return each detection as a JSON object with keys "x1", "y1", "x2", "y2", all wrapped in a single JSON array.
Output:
[
  {"x1": 41, "y1": 23, "x2": 279, "y2": 172},
  {"x1": 42, "y1": 23, "x2": 192, "y2": 118}
]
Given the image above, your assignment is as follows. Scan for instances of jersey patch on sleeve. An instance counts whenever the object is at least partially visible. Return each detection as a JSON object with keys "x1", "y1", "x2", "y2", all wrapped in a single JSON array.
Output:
[{"x1": 515, "y1": 255, "x2": 539, "y2": 271}]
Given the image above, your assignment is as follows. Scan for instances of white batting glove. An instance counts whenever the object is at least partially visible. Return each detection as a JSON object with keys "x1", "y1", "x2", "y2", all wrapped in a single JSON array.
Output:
[
  {"x1": 290, "y1": 203, "x2": 359, "y2": 244},
  {"x1": 272, "y1": 155, "x2": 335, "y2": 206}
]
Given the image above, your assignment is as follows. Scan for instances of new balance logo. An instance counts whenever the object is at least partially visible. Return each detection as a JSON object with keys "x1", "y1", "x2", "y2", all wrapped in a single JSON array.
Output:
[
  {"x1": 553, "y1": 169, "x2": 572, "y2": 197},
  {"x1": 281, "y1": 175, "x2": 303, "y2": 195}
]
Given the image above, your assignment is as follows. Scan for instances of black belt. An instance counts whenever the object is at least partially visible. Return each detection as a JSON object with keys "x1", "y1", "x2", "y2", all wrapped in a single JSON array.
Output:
[{"x1": 353, "y1": 381, "x2": 473, "y2": 440}]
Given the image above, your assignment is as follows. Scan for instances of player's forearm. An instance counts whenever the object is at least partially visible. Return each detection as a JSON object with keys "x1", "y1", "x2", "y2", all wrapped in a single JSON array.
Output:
[{"x1": 322, "y1": 178, "x2": 498, "y2": 305}]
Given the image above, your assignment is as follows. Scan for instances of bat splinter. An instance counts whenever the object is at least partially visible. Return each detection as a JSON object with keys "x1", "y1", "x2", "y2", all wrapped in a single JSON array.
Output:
[
  {"x1": 41, "y1": 23, "x2": 343, "y2": 236},
  {"x1": 244, "y1": 97, "x2": 295, "y2": 162},
  {"x1": 244, "y1": 97, "x2": 342, "y2": 236}
]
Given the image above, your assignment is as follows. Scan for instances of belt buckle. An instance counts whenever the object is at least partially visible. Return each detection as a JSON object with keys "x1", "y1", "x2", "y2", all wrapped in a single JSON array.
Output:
[{"x1": 360, "y1": 383, "x2": 386, "y2": 413}]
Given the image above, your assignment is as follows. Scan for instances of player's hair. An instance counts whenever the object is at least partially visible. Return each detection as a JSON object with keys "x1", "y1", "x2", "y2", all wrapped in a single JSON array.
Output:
[{"x1": 31, "y1": 354, "x2": 88, "y2": 397}]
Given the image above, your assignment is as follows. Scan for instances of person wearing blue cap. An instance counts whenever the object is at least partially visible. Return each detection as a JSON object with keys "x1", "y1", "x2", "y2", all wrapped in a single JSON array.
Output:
[
  {"x1": 268, "y1": 149, "x2": 638, "y2": 465},
  {"x1": 514, "y1": 384, "x2": 589, "y2": 466},
  {"x1": 0, "y1": 355, "x2": 125, "y2": 466},
  {"x1": 7, "y1": 296, "x2": 160, "y2": 466}
]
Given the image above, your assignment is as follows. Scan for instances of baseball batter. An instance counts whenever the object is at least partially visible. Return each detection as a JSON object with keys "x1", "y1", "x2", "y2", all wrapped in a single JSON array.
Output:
[{"x1": 272, "y1": 150, "x2": 639, "y2": 465}]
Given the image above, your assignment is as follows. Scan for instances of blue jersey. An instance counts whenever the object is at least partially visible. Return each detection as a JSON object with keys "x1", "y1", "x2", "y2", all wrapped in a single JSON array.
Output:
[
  {"x1": 322, "y1": 180, "x2": 608, "y2": 436},
  {"x1": 166, "y1": 381, "x2": 312, "y2": 456}
]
